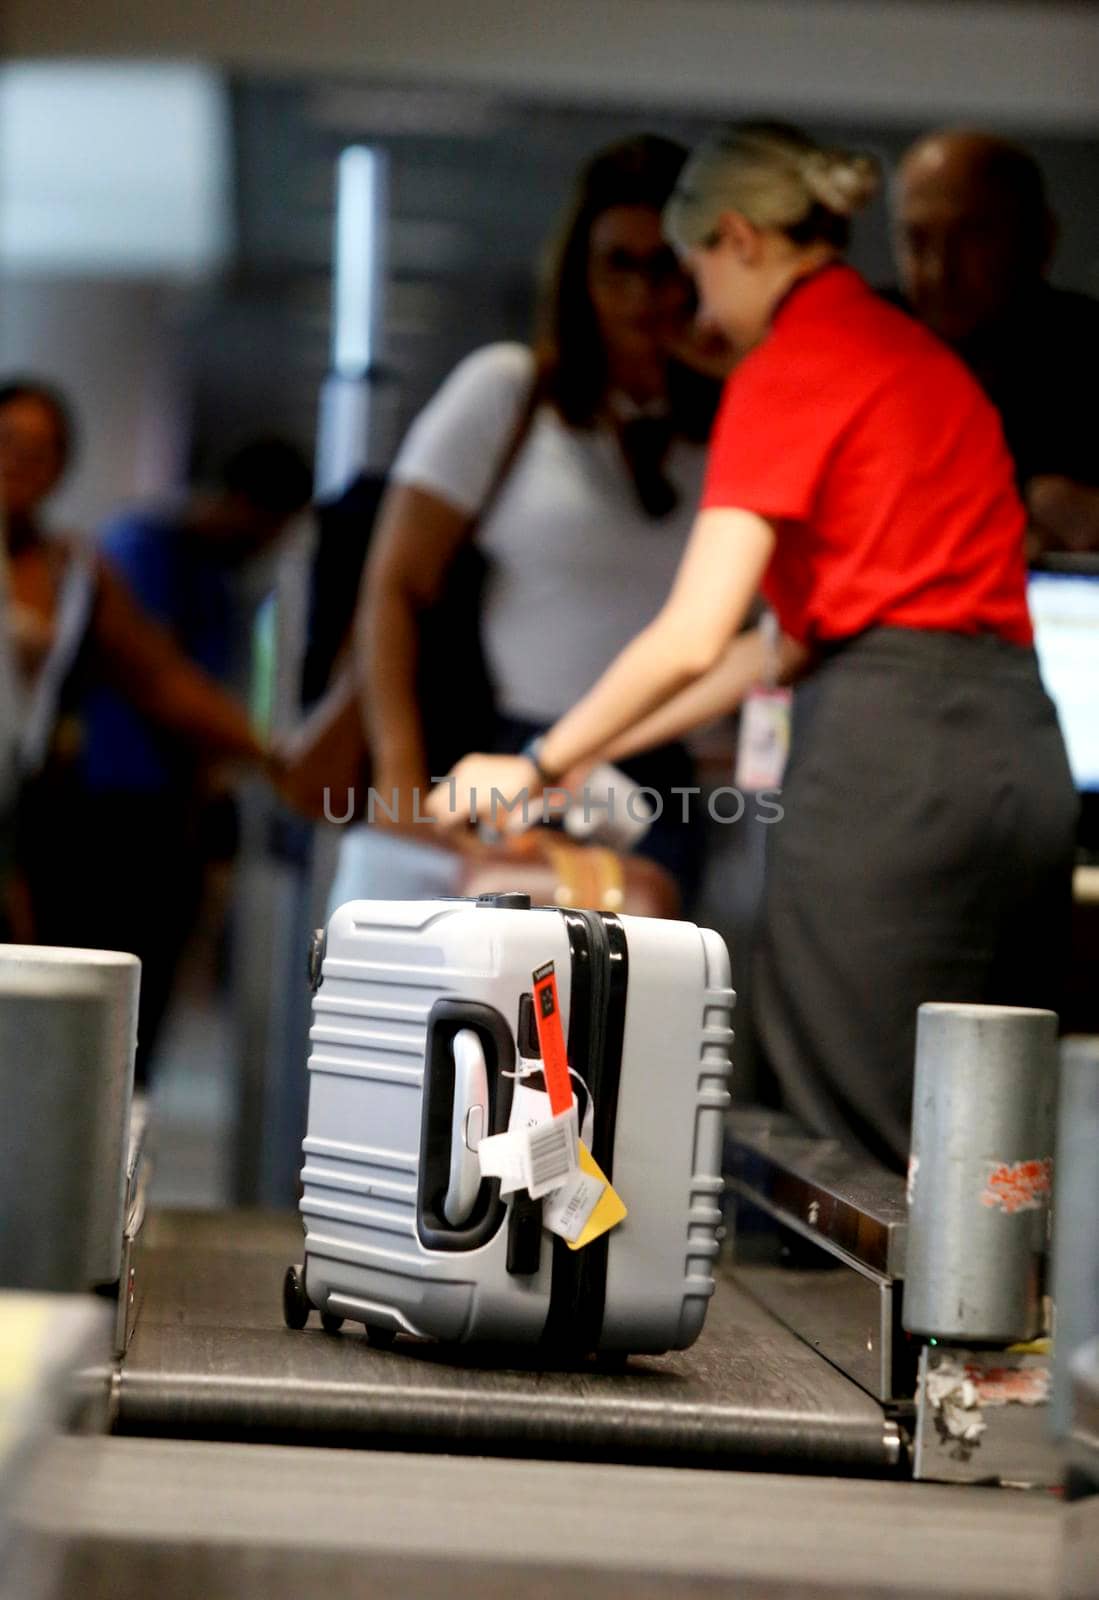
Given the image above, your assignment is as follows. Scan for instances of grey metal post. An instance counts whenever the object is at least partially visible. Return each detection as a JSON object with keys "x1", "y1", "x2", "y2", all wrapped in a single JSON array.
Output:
[
  {"x1": 230, "y1": 144, "x2": 395, "y2": 1205},
  {"x1": 904, "y1": 1002, "x2": 1058, "y2": 1343},
  {"x1": 0, "y1": 949, "x2": 139, "y2": 1291},
  {"x1": 1051, "y1": 1037, "x2": 1099, "y2": 1439}
]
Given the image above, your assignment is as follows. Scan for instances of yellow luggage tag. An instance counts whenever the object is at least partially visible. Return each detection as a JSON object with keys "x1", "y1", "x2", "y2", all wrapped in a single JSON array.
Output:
[
  {"x1": 542, "y1": 1138, "x2": 627, "y2": 1250},
  {"x1": 528, "y1": 960, "x2": 627, "y2": 1250}
]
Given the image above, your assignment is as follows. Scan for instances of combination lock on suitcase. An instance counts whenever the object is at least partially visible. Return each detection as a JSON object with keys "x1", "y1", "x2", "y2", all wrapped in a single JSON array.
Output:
[{"x1": 283, "y1": 892, "x2": 734, "y2": 1358}]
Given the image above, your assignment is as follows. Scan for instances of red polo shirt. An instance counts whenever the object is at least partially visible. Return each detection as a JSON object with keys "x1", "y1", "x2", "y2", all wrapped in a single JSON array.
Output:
[{"x1": 701, "y1": 264, "x2": 1032, "y2": 647}]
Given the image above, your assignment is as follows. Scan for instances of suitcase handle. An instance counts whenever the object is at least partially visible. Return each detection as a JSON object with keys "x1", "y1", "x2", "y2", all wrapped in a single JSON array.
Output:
[
  {"x1": 442, "y1": 1029, "x2": 489, "y2": 1227},
  {"x1": 418, "y1": 999, "x2": 516, "y2": 1252}
]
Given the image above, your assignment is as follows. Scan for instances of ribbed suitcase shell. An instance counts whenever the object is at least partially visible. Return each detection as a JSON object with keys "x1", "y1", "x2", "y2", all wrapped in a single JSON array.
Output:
[{"x1": 298, "y1": 898, "x2": 734, "y2": 1354}]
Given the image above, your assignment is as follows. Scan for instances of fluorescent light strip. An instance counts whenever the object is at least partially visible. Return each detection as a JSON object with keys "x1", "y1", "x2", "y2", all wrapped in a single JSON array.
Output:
[{"x1": 333, "y1": 144, "x2": 388, "y2": 378}]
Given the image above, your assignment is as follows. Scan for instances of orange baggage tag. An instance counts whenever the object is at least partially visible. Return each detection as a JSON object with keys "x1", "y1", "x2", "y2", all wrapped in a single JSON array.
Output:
[{"x1": 531, "y1": 961, "x2": 573, "y2": 1117}]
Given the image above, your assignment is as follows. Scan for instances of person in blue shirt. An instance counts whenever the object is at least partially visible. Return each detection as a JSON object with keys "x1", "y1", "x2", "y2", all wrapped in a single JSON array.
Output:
[
  {"x1": 83, "y1": 438, "x2": 312, "y2": 796},
  {"x1": 77, "y1": 437, "x2": 312, "y2": 1079}
]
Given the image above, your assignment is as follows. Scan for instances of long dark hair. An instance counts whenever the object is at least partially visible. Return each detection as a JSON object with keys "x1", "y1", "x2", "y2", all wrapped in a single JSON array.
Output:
[{"x1": 534, "y1": 135, "x2": 717, "y2": 445}]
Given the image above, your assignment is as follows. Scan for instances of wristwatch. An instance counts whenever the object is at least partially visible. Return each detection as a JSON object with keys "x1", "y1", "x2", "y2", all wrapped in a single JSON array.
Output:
[{"x1": 520, "y1": 734, "x2": 553, "y2": 784}]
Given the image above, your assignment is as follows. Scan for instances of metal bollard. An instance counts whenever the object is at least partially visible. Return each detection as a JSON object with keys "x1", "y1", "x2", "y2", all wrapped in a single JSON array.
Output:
[
  {"x1": 1051, "y1": 1038, "x2": 1099, "y2": 1440},
  {"x1": 903, "y1": 1002, "x2": 1058, "y2": 1343},
  {"x1": 0, "y1": 947, "x2": 139, "y2": 1292},
  {"x1": 1061, "y1": 1342, "x2": 1099, "y2": 1597}
]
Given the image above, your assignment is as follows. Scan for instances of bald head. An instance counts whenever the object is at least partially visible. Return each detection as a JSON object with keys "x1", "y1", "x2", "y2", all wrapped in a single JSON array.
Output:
[{"x1": 893, "y1": 130, "x2": 1054, "y2": 343}]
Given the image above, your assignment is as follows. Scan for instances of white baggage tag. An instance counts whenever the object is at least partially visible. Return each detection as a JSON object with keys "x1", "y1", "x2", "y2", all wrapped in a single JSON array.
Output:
[
  {"x1": 499, "y1": 1058, "x2": 555, "y2": 1195},
  {"x1": 490, "y1": 1058, "x2": 592, "y2": 1195},
  {"x1": 477, "y1": 1106, "x2": 580, "y2": 1201},
  {"x1": 509, "y1": 1060, "x2": 594, "y2": 1136},
  {"x1": 510, "y1": 1060, "x2": 553, "y2": 1130},
  {"x1": 476, "y1": 1132, "x2": 524, "y2": 1188},
  {"x1": 521, "y1": 1105, "x2": 580, "y2": 1199},
  {"x1": 543, "y1": 1164, "x2": 607, "y2": 1243},
  {"x1": 476, "y1": 1051, "x2": 590, "y2": 1201},
  {"x1": 734, "y1": 688, "x2": 791, "y2": 791}
]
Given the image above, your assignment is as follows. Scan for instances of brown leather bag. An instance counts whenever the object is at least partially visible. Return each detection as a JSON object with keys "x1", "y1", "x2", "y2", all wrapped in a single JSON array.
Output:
[
  {"x1": 458, "y1": 830, "x2": 679, "y2": 918},
  {"x1": 342, "y1": 822, "x2": 680, "y2": 920}
]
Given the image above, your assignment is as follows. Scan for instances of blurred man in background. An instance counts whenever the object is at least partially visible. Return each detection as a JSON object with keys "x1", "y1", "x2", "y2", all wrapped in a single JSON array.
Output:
[{"x1": 892, "y1": 130, "x2": 1099, "y2": 556}]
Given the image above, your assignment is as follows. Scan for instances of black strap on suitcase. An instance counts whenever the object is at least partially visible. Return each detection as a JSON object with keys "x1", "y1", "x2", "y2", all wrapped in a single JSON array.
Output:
[
  {"x1": 540, "y1": 910, "x2": 629, "y2": 1356},
  {"x1": 415, "y1": 897, "x2": 629, "y2": 1357}
]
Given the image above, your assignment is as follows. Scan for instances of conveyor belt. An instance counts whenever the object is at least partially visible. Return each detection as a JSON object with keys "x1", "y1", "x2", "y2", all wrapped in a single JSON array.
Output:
[
  {"x1": 27, "y1": 1438, "x2": 1059, "y2": 1600},
  {"x1": 114, "y1": 1211, "x2": 902, "y2": 1475}
]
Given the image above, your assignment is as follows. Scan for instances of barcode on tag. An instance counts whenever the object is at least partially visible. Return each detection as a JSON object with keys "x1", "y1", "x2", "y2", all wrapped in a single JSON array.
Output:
[
  {"x1": 527, "y1": 1119, "x2": 573, "y2": 1192},
  {"x1": 523, "y1": 1107, "x2": 579, "y2": 1199},
  {"x1": 543, "y1": 1169, "x2": 606, "y2": 1243}
]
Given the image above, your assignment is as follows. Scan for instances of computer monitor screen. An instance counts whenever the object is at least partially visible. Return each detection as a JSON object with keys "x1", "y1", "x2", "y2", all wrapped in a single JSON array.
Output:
[{"x1": 1029, "y1": 569, "x2": 1099, "y2": 793}]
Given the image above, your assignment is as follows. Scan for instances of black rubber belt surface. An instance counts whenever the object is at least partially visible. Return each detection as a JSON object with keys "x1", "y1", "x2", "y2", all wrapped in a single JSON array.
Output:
[{"x1": 115, "y1": 1210, "x2": 901, "y2": 1476}]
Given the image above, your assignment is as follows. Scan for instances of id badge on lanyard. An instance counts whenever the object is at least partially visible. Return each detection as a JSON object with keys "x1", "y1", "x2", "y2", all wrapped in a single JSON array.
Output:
[{"x1": 734, "y1": 613, "x2": 792, "y2": 792}]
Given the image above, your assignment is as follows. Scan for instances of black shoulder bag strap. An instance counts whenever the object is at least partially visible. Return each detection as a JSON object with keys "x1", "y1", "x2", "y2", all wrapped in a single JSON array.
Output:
[{"x1": 419, "y1": 357, "x2": 543, "y2": 774}]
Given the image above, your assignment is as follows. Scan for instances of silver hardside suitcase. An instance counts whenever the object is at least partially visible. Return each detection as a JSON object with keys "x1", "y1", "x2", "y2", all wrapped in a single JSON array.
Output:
[{"x1": 284, "y1": 892, "x2": 734, "y2": 1357}]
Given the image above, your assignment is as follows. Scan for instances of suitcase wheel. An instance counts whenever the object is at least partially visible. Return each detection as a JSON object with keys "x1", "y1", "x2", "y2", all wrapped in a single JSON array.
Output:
[
  {"x1": 320, "y1": 1311, "x2": 344, "y2": 1335},
  {"x1": 364, "y1": 1323, "x2": 397, "y2": 1350},
  {"x1": 282, "y1": 1264, "x2": 311, "y2": 1331},
  {"x1": 594, "y1": 1351, "x2": 631, "y2": 1373}
]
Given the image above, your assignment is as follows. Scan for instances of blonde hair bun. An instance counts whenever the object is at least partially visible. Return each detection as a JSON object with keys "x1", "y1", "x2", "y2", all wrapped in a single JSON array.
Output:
[
  {"x1": 665, "y1": 124, "x2": 880, "y2": 251},
  {"x1": 802, "y1": 149, "x2": 880, "y2": 217}
]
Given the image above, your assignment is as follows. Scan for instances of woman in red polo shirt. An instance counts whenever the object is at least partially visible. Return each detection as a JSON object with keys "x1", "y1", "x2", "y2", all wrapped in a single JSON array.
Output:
[{"x1": 428, "y1": 123, "x2": 1077, "y2": 1168}]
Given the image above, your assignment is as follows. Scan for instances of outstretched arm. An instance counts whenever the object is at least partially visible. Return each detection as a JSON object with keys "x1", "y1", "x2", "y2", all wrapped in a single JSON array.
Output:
[
  {"x1": 603, "y1": 623, "x2": 807, "y2": 763},
  {"x1": 428, "y1": 507, "x2": 775, "y2": 825},
  {"x1": 91, "y1": 559, "x2": 265, "y2": 766}
]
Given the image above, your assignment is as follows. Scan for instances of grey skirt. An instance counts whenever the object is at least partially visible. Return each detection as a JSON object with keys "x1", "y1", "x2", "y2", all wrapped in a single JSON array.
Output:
[{"x1": 752, "y1": 627, "x2": 1079, "y2": 1169}]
